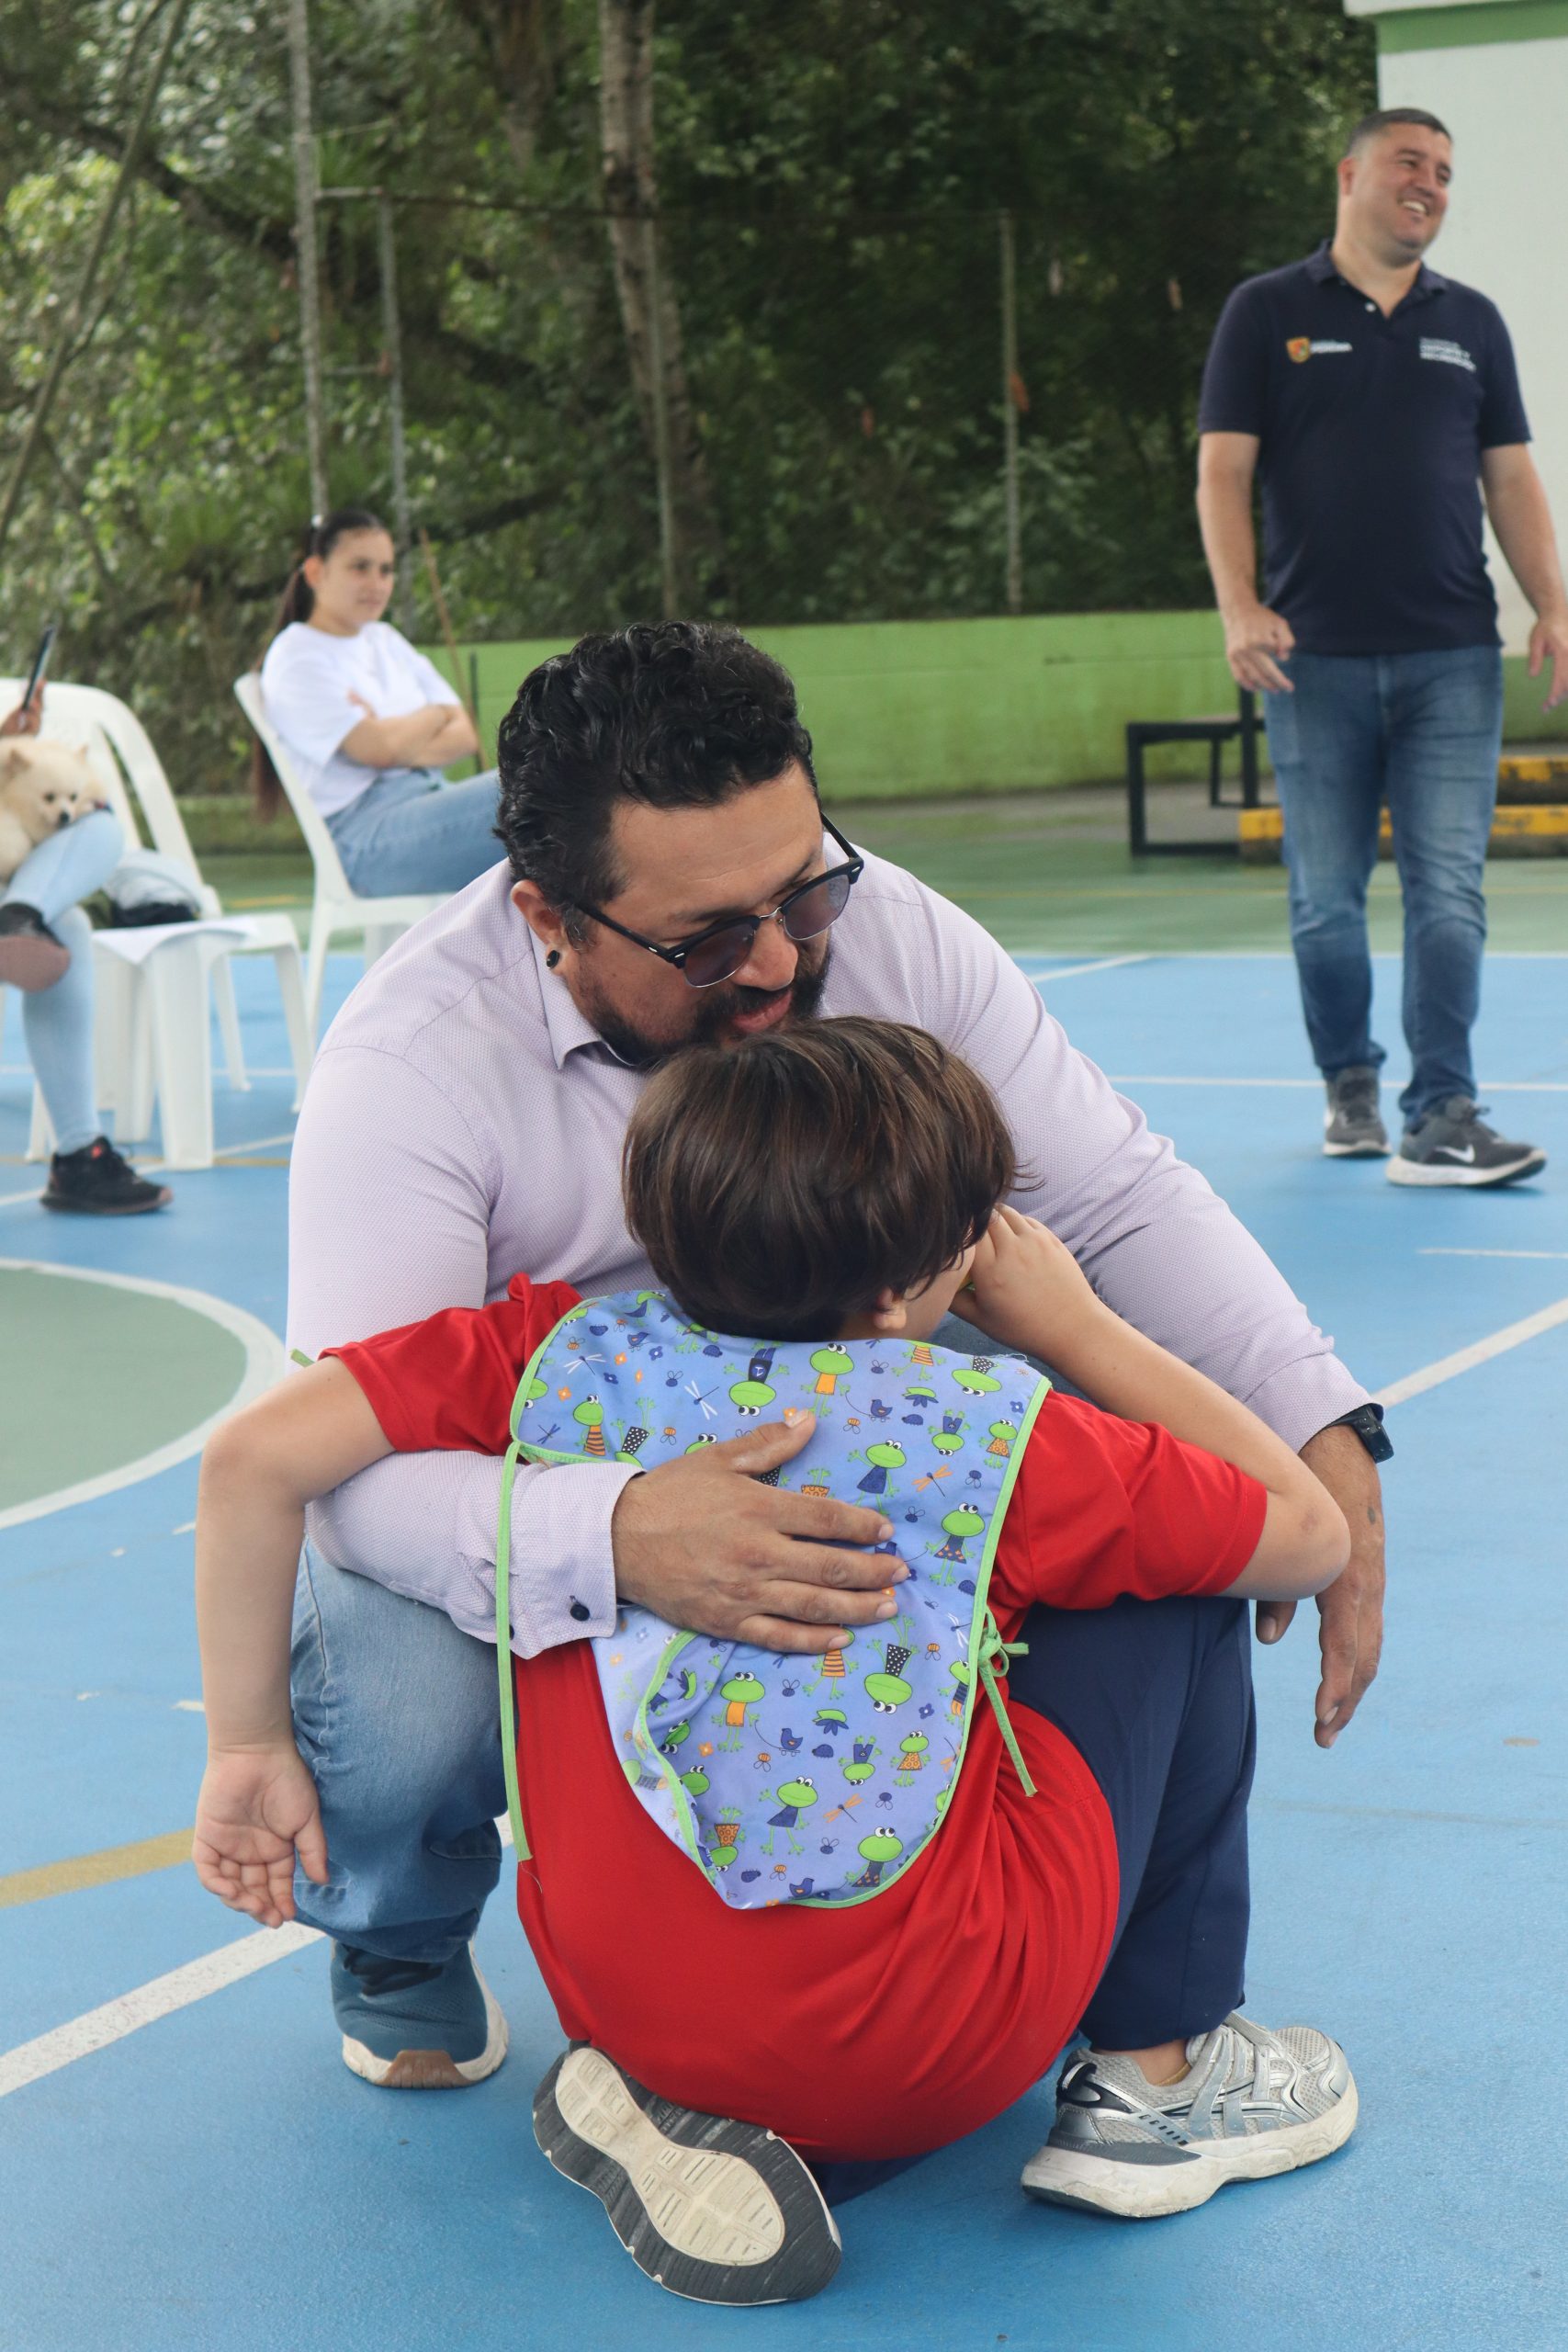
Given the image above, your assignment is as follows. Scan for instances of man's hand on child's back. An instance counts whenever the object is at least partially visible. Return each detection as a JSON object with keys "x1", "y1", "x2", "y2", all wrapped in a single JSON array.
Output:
[
  {"x1": 611, "y1": 1408, "x2": 908, "y2": 1655},
  {"x1": 951, "y1": 1205, "x2": 1103, "y2": 1360},
  {"x1": 194, "y1": 1745, "x2": 330, "y2": 1930}
]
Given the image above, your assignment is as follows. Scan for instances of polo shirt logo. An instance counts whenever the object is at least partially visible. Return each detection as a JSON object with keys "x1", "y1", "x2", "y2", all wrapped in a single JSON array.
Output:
[
  {"x1": 1287, "y1": 338, "x2": 1352, "y2": 362},
  {"x1": 1419, "y1": 337, "x2": 1476, "y2": 373}
]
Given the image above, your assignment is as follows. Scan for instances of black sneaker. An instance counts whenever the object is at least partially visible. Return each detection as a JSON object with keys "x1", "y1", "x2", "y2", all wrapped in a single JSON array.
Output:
[
  {"x1": 1323, "y1": 1065, "x2": 1389, "y2": 1158},
  {"x1": 1387, "y1": 1096, "x2": 1547, "y2": 1189},
  {"x1": 0, "y1": 901, "x2": 70, "y2": 992},
  {"x1": 534, "y1": 2044, "x2": 841, "y2": 2304},
  {"x1": 41, "y1": 1136, "x2": 173, "y2": 1216}
]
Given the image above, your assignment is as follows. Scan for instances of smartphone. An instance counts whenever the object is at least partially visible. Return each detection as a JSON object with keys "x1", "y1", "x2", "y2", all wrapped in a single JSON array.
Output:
[{"x1": 22, "y1": 622, "x2": 58, "y2": 707}]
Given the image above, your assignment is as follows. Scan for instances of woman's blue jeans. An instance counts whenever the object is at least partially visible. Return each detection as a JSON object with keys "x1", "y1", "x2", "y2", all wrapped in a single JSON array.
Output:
[
  {"x1": 1262, "y1": 646, "x2": 1504, "y2": 1126},
  {"x1": 2, "y1": 807, "x2": 125, "y2": 1154},
  {"x1": 325, "y1": 767, "x2": 504, "y2": 897}
]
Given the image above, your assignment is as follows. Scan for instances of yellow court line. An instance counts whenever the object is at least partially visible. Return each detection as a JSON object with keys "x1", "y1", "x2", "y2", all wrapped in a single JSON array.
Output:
[{"x1": 0, "y1": 1827, "x2": 193, "y2": 1910}]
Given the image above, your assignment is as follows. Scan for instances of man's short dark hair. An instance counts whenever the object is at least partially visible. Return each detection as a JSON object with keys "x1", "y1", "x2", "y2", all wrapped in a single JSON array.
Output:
[
  {"x1": 494, "y1": 622, "x2": 817, "y2": 915},
  {"x1": 622, "y1": 1017, "x2": 1017, "y2": 1343},
  {"x1": 1346, "y1": 107, "x2": 1451, "y2": 158}
]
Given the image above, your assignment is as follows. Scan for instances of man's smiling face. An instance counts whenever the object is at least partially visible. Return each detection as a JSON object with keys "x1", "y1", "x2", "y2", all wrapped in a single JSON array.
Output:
[
  {"x1": 1339, "y1": 123, "x2": 1451, "y2": 264},
  {"x1": 512, "y1": 763, "x2": 836, "y2": 1068}
]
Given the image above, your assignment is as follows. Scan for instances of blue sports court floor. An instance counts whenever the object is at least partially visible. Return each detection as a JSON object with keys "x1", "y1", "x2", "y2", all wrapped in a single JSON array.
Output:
[{"x1": 3, "y1": 939, "x2": 1566, "y2": 2351}]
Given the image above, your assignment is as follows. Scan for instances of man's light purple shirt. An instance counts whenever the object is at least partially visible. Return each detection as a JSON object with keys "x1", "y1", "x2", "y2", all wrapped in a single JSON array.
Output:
[{"x1": 289, "y1": 850, "x2": 1367, "y2": 1655}]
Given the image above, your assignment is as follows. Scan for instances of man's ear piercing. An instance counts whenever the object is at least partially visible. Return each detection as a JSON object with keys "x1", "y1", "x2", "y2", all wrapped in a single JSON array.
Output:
[{"x1": 546, "y1": 949, "x2": 561, "y2": 968}]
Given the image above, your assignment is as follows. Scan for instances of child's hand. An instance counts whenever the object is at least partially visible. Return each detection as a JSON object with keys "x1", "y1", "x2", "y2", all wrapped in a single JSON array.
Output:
[
  {"x1": 193, "y1": 1744, "x2": 329, "y2": 1929},
  {"x1": 949, "y1": 1204, "x2": 1104, "y2": 1358}
]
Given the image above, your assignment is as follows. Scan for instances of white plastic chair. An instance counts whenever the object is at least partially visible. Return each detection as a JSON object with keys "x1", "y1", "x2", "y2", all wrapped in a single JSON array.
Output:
[
  {"x1": 0, "y1": 679, "x2": 310, "y2": 1170},
  {"x1": 233, "y1": 673, "x2": 446, "y2": 1041}
]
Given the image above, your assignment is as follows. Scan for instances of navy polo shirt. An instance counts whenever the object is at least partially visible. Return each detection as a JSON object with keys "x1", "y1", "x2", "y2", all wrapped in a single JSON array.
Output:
[{"x1": 1198, "y1": 241, "x2": 1530, "y2": 655}]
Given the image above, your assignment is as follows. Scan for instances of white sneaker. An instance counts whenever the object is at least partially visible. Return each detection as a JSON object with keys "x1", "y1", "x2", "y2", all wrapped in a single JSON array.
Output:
[{"x1": 1021, "y1": 2013, "x2": 1357, "y2": 2218}]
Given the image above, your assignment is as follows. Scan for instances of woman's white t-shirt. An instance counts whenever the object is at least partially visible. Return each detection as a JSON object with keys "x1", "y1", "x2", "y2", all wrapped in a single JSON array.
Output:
[{"x1": 259, "y1": 621, "x2": 460, "y2": 820}]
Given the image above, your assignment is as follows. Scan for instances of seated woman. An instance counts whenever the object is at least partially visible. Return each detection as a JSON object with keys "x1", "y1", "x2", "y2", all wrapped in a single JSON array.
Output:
[
  {"x1": 0, "y1": 690, "x2": 169, "y2": 1214},
  {"x1": 193, "y1": 1018, "x2": 1354, "y2": 2310},
  {"x1": 255, "y1": 508, "x2": 502, "y2": 896}
]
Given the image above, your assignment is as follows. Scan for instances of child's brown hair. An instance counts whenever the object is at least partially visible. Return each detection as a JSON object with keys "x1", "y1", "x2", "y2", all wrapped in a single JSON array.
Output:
[{"x1": 622, "y1": 1016, "x2": 1016, "y2": 1342}]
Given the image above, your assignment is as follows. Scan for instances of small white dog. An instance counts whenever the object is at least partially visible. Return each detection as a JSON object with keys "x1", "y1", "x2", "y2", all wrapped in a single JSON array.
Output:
[{"x1": 0, "y1": 739, "x2": 96, "y2": 882}]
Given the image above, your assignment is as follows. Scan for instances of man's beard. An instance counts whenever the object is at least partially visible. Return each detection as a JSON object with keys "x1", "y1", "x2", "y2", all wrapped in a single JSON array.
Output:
[{"x1": 584, "y1": 943, "x2": 831, "y2": 1071}]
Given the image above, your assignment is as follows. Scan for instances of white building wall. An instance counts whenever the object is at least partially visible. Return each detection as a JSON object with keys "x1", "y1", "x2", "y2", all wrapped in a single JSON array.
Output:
[{"x1": 1375, "y1": 32, "x2": 1568, "y2": 649}]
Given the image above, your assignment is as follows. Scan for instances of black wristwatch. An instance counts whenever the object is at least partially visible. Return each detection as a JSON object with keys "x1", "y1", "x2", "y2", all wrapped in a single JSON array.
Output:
[{"x1": 1325, "y1": 1405, "x2": 1393, "y2": 1464}]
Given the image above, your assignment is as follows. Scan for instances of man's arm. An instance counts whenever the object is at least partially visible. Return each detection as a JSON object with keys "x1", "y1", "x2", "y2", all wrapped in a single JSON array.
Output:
[
  {"x1": 1196, "y1": 433, "x2": 1295, "y2": 694},
  {"x1": 289, "y1": 1044, "x2": 911, "y2": 1656},
  {"x1": 1481, "y1": 444, "x2": 1568, "y2": 712},
  {"x1": 872, "y1": 861, "x2": 1383, "y2": 1738}
]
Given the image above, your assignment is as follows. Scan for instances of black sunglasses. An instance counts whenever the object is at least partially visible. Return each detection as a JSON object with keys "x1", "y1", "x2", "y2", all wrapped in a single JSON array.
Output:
[{"x1": 571, "y1": 814, "x2": 864, "y2": 989}]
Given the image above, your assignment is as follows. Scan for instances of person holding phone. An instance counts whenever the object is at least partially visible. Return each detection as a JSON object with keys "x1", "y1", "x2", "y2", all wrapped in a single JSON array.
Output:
[{"x1": 0, "y1": 667, "x2": 171, "y2": 1215}]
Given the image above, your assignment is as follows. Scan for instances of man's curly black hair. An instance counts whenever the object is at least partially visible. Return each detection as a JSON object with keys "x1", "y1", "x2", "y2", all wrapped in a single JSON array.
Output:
[{"x1": 493, "y1": 622, "x2": 818, "y2": 921}]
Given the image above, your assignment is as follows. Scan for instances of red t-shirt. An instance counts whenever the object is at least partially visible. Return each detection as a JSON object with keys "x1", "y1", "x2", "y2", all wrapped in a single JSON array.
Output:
[{"x1": 332, "y1": 1277, "x2": 1264, "y2": 2162}]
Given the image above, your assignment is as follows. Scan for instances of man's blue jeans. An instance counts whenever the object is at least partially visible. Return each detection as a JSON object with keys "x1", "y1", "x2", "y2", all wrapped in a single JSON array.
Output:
[{"x1": 1262, "y1": 646, "x2": 1503, "y2": 1126}]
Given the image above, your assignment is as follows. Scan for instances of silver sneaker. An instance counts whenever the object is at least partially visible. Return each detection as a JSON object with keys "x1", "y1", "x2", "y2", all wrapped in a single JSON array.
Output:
[
  {"x1": 1021, "y1": 2013, "x2": 1357, "y2": 2218},
  {"x1": 1387, "y1": 1096, "x2": 1546, "y2": 1188},
  {"x1": 1323, "y1": 1066, "x2": 1389, "y2": 1157}
]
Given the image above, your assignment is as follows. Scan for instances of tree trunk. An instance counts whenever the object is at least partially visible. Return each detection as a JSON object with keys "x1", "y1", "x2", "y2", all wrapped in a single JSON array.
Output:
[{"x1": 597, "y1": 0, "x2": 728, "y2": 613}]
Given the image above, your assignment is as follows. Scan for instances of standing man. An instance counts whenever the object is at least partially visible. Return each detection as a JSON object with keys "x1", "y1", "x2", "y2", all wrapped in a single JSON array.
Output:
[{"x1": 1197, "y1": 107, "x2": 1568, "y2": 1185}]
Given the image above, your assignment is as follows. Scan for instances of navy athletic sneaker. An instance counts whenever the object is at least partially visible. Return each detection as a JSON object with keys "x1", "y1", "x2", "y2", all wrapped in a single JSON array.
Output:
[
  {"x1": 534, "y1": 2044, "x2": 841, "y2": 2304},
  {"x1": 332, "y1": 1941, "x2": 508, "y2": 2088}
]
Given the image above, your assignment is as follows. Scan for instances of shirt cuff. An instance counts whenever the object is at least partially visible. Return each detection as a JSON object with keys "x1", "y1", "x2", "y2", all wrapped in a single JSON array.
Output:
[
  {"x1": 455, "y1": 1456, "x2": 639, "y2": 1658},
  {"x1": 1240, "y1": 1356, "x2": 1372, "y2": 1455}
]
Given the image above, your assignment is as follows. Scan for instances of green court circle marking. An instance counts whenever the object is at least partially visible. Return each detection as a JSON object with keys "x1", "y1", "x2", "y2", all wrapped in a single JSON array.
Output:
[{"x1": 0, "y1": 1259, "x2": 285, "y2": 1529}]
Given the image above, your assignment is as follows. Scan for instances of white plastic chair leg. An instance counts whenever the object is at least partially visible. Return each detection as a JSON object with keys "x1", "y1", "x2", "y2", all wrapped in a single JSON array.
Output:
[
  {"x1": 141, "y1": 938, "x2": 216, "y2": 1169},
  {"x1": 361, "y1": 921, "x2": 404, "y2": 969},
  {"x1": 304, "y1": 911, "x2": 333, "y2": 1045},
  {"x1": 27, "y1": 1084, "x2": 53, "y2": 1161},
  {"x1": 271, "y1": 943, "x2": 313, "y2": 1109},
  {"x1": 212, "y1": 957, "x2": 250, "y2": 1091},
  {"x1": 94, "y1": 955, "x2": 151, "y2": 1136}
]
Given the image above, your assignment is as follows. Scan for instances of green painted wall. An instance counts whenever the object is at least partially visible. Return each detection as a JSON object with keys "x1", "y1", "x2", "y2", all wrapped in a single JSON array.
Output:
[
  {"x1": 1375, "y1": 1, "x2": 1568, "y2": 52},
  {"x1": 429, "y1": 613, "x2": 1568, "y2": 802}
]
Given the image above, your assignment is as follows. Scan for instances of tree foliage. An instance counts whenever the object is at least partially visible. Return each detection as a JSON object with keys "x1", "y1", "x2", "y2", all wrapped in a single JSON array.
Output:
[{"x1": 0, "y1": 0, "x2": 1373, "y2": 787}]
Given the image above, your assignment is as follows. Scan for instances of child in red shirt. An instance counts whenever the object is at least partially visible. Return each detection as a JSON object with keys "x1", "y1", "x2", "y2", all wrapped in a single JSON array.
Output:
[{"x1": 194, "y1": 1017, "x2": 1355, "y2": 2308}]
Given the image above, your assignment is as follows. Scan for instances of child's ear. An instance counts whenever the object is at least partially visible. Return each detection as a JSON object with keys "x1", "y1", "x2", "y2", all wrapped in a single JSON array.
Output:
[{"x1": 867, "y1": 1288, "x2": 908, "y2": 1334}]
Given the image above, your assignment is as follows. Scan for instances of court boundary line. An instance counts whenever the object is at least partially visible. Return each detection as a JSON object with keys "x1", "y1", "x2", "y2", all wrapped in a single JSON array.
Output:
[
  {"x1": 0, "y1": 1261, "x2": 286, "y2": 1532},
  {"x1": 0, "y1": 1821, "x2": 513, "y2": 2098},
  {"x1": 4, "y1": 1283, "x2": 1566, "y2": 2084}
]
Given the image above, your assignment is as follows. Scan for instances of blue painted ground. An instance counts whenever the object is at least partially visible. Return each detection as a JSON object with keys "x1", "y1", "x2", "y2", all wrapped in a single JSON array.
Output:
[{"x1": 2, "y1": 952, "x2": 1565, "y2": 2352}]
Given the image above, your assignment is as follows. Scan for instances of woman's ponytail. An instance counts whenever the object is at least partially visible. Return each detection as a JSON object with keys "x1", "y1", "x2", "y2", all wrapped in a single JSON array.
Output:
[{"x1": 250, "y1": 506, "x2": 387, "y2": 820}]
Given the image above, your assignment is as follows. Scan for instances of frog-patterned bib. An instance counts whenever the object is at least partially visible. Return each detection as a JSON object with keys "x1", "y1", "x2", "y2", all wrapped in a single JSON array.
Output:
[{"x1": 494, "y1": 1290, "x2": 1050, "y2": 1910}]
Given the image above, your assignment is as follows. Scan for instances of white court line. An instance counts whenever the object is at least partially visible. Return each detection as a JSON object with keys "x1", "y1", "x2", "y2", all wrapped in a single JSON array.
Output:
[
  {"x1": 4, "y1": 1256, "x2": 1566, "y2": 2088},
  {"x1": 1019, "y1": 953, "x2": 1154, "y2": 982},
  {"x1": 1419, "y1": 1248, "x2": 1568, "y2": 1261},
  {"x1": 0, "y1": 1261, "x2": 286, "y2": 1532},
  {"x1": 0, "y1": 1924, "x2": 323, "y2": 2097},
  {"x1": 0, "y1": 1817, "x2": 514, "y2": 2098},
  {"x1": 1376, "y1": 1295, "x2": 1568, "y2": 1409}
]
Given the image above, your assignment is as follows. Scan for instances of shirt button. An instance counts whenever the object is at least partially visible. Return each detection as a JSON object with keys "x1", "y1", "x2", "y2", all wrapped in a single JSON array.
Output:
[{"x1": 1365, "y1": 302, "x2": 1374, "y2": 312}]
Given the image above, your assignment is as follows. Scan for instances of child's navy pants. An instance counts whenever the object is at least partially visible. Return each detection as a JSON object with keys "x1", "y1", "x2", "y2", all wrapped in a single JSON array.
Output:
[{"x1": 815, "y1": 1589, "x2": 1256, "y2": 2204}]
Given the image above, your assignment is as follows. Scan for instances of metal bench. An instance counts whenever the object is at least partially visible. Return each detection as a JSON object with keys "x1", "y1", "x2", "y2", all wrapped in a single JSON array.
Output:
[{"x1": 1126, "y1": 688, "x2": 1260, "y2": 854}]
